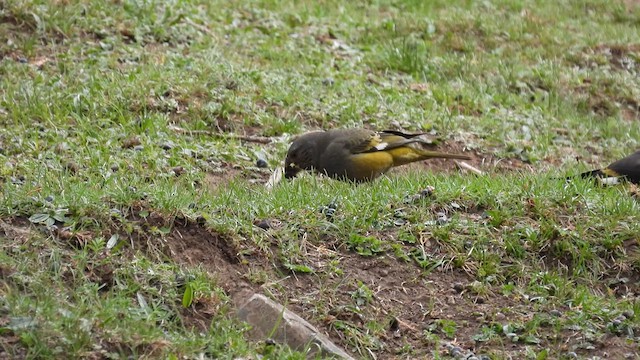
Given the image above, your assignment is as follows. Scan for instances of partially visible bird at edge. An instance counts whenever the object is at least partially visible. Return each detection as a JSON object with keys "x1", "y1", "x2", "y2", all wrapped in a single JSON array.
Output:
[{"x1": 575, "y1": 150, "x2": 640, "y2": 185}]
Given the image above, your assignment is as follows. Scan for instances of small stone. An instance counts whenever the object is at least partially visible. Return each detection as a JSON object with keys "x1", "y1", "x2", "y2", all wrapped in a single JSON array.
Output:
[
  {"x1": 549, "y1": 309, "x2": 562, "y2": 317},
  {"x1": 171, "y1": 166, "x2": 185, "y2": 176},
  {"x1": 505, "y1": 332, "x2": 518, "y2": 342},
  {"x1": 11, "y1": 176, "x2": 24, "y2": 185},
  {"x1": 160, "y1": 141, "x2": 175, "y2": 150},
  {"x1": 436, "y1": 212, "x2": 449, "y2": 224},
  {"x1": 566, "y1": 352, "x2": 578, "y2": 359},
  {"x1": 623, "y1": 310, "x2": 634, "y2": 319},
  {"x1": 322, "y1": 78, "x2": 335, "y2": 86},
  {"x1": 389, "y1": 317, "x2": 399, "y2": 332},
  {"x1": 320, "y1": 202, "x2": 338, "y2": 221},
  {"x1": 494, "y1": 312, "x2": 506, "y2": 321},
  {"x1": 254, "y1": 219, "x2": 271, "y2": 230},
  {"x1": 393, "y1": 219, "x2": 406, "y2": 226},
  {"x1": 110, "y1": 164, "x2": 119, "y2": 172},
  {"x1": 452, "y1": 282, "x2": 465, "y2": 293},
  {"x1": 122, "y1": 136, "x2": 141, "y2": 149},
  {"x1": 55, "y1": 142, "x2": 70, "y2": 153},
  {"x1": 44, "y1": 195, "x2": 54, "y2": 203},
  {"x1": 449, "y1": 346, "x2": 463, "y2": 357},
  {"x1": 64, "y1": 162, "x2": 79, "y2": 174},
  {"x1": 17, "y1": 57, "x2": 28, "y2": 63},
  {"x1": 133, "y1": 145, "x2": 144, "y2": 151},
  {"x1": 256, "y1": 159, "x2": 268, "y2": 168},
  {"x1": 420, "y1": 186, "x2": 435, "y2": 197}
]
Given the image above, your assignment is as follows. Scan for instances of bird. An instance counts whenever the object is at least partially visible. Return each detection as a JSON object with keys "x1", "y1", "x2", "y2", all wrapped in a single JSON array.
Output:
[
  {"x1": 284, "y1": 129, "x2": 472, "y2": 182},
  {"x1": 577, "y1": 150, "x2": 640, "y2": 185}
]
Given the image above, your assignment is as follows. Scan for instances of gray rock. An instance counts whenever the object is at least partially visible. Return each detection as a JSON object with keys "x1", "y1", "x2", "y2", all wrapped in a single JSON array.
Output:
[{"x1": 236, "y1": 293, "x2": 355, "y2": 360}]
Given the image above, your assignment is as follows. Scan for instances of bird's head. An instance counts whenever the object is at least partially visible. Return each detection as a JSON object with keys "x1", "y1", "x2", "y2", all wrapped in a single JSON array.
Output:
[{"x1": 284, "y1": 133, "x2": 320, "y2": 179}]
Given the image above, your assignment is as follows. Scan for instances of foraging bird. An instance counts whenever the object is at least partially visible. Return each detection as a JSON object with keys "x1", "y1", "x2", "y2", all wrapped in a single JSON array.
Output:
[
  {"x1": 284, "y1": 129, "x2": 471, "y2": 182},
  {"x1": 578, "y1": 150, "x2": 640, "y2": 185}
]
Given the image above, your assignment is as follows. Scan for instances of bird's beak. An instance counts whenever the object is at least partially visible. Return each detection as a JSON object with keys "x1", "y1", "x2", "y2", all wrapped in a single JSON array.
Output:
[{"x1": 284, "y1": 161, "x2": 301, "y2": 179}]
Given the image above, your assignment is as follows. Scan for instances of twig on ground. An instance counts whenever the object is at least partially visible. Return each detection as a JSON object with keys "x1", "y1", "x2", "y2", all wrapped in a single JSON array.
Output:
[
  {"x1": 169, "y1": 125, "x2": 272, "y2": 144},
  {"x1": 456, "y1": 161, "x2": 484, "y2": 175}
]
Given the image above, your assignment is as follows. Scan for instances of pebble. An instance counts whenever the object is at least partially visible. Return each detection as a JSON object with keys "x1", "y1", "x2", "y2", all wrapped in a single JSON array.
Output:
[
  {"x1": 11, "y1": 176, "x2": 24, "y2": 185},
  {"x1": 421, "y1": 186, "x2": 435, "y2": 197},
  {"x1": 254, "y1": 219, "x2": 271, "y2": 230},
  {"x1": 436, "y1": 212, "x2": 449, "y2": 224},
  {"x1": 322, "y1": 78, "x2": 335, "y2": 86},
  {"x1": 160, "y1": 141, "x2": 174, "y2": 150},
  {"x1": 171, "y1": 166, "x2": 185, "y2": 176},
  {"x1": 256, "y1": 158, "x2": 268, "y2": 168},
  {"x1": 505, "y1": 332, "x2": 518, "y2": 342},
  {"x1": 549, "y1": 309, "x2": 562, "y2": 317},
  {"x1": 389, "y1": 317, "x2": 399, "y2": 332},
  {"x1": 494, "y1": 312, "x2": 506, "y2": 321},
  {"x1": 452, "y1": 282, "x2": 465, "y2": 293},
  {"x1": 449, "y1": 346, "x2": 463, "y2": 357}
]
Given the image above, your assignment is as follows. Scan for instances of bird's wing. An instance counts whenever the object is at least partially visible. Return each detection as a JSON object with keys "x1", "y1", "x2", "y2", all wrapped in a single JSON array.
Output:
[
  {"x1": 341, "y1": 130, "x2": 383, "y2": 154},
  {"x1": 361, "y1": 130, "x2": 428, "y2": 152},
  {"x1": 341, "y1": 129, "x2": 431, "y2": 154}
]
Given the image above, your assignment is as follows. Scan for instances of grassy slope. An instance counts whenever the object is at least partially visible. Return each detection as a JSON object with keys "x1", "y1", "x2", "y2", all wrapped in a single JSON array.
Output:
[{"x1": 1, "y1": 0, "x2": 640, "y2": 358}]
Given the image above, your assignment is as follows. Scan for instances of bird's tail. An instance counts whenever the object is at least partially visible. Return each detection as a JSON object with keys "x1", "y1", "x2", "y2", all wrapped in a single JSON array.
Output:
[
  {"x1": 567, "y1": 168, "x2": 622, "y2": 185},
  {"x1": 415, "y1": 149, "x2": 472, "y2": 160},
  {"x1": 579, "y1": 169, "x2": 606, "y2": 179},
  {"x1": 389, "y1": 145, "x2": 471, "y2": 166}
]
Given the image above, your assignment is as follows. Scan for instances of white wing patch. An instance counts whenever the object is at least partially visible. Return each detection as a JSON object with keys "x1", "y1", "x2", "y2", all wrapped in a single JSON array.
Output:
[
  {"x1": 598, "y1": 177, "x2": 620, "y2": 186},
  {"x1": 374, "y1": 142, "x2": 389, "y2": 150}
]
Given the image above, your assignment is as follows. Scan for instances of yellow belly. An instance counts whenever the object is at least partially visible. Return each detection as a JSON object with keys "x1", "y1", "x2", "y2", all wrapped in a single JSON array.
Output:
[{"x1": 349, "y1": 152, "x2": 395, "y2": 181}]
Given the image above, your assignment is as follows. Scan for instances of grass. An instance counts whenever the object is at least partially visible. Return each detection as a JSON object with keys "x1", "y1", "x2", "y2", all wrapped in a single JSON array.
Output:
[{"x1": 1, "y1": 0, "x2": 640, "y2": 358}]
